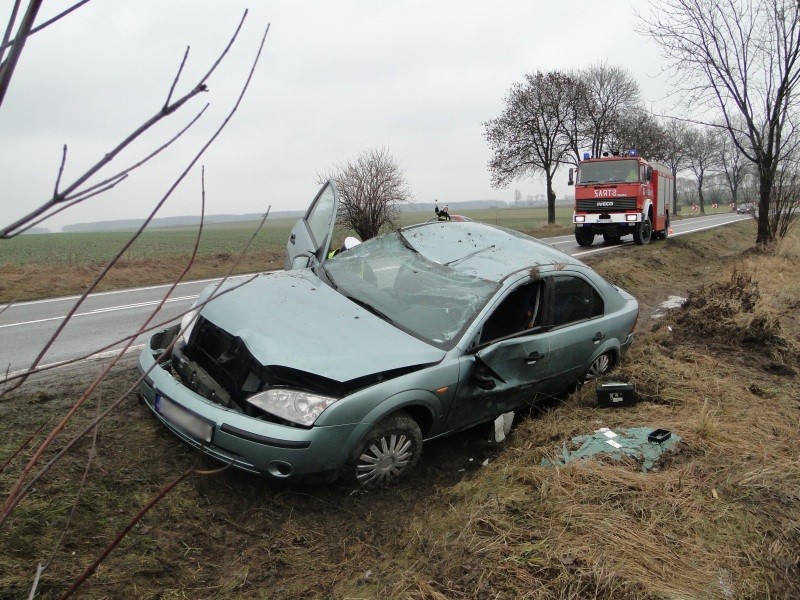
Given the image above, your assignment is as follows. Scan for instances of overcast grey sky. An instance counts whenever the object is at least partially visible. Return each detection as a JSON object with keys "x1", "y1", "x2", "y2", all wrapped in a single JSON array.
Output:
[{"x1": 1, "y1": 1, "x2": 673, "y2": 231}]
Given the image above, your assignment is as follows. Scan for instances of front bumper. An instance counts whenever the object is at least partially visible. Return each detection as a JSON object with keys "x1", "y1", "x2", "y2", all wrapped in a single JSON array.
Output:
[{"x1": 137, "y1": 325, "x2": 363, "y2": 480}]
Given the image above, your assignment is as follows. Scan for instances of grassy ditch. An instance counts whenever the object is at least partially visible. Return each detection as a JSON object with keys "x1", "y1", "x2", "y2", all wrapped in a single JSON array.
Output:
[{"x1": 1, "y1": 220, "x2": 798, "y2": 598}]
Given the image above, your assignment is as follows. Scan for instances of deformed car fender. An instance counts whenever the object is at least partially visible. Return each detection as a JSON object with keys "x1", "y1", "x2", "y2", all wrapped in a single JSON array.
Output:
[{"x1": 335, "y1": 387, "x2": 449, "y2": 455}]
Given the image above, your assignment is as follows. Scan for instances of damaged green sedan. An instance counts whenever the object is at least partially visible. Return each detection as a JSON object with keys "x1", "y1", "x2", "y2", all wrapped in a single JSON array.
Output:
[{"x1": 138, "y1": 181, "x2": 638, "y2": 486}]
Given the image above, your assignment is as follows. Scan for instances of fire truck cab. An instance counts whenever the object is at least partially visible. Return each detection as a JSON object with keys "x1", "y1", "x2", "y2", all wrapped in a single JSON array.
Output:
[{"x1": 569, "y1": 151, "x2": 674, "y2": 247}]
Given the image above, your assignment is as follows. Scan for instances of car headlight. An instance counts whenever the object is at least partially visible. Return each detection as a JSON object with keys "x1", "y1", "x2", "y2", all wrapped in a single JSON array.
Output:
[{"x1": 246, "y1": 389, "x2": 338, "y2": 426}]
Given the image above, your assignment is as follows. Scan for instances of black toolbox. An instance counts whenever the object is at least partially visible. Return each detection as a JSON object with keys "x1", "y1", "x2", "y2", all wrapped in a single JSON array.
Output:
[{"x1": 596, "y1": 382, "x2": 636, "y2": 408}]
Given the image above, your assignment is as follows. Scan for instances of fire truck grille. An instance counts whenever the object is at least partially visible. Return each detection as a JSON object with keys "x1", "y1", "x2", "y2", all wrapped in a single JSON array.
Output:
[{"x1": 577, "y1": 198, "x2": 638, "y2": 212}]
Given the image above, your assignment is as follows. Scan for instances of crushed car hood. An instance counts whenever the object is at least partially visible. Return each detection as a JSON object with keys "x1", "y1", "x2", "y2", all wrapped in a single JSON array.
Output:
[{"x1": 199, "y1": 270, "x2": 445, "y2": 382}]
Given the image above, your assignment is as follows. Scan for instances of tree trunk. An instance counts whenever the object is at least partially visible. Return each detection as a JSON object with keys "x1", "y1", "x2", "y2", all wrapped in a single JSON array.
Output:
[
  {"x1": 756, "y1": 173, "x2": 773, "y2": 244},
  {"x1": 698, "y1": 181, "x2": 705, "y2": 215},
  {"x1": 546, "y1": 174, "x2": 556, "y2": 224},
  {"x1": 672, "y1": 167, "x2": 679, "y2": 215}
]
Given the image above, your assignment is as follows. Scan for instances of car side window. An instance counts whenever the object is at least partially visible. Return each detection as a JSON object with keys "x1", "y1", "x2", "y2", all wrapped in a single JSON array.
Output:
[
  {"x1": 478, "y1": 281, "x2": 543, "y2": 344},
  {"x1": 550, "y1": 275, "x2": 603, "y2": 327}
]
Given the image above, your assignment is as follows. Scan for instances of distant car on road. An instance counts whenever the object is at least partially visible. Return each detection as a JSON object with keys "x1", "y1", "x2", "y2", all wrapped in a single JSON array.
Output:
[
  {"x1": 138, "y1": 181, "x2": 639, "y2": 487},
  {"x1": 737, "y1": 203, "x2": 754, "y2": 214}
]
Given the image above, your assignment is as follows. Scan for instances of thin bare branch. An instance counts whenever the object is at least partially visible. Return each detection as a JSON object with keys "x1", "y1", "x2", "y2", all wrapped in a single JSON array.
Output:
[
  {"x1": 0, "y1": 0, "x2": 92, "y2": 53},
  {"x1": 59, "y1": 457, "x2": 231, "y2": 599},
  {"x1": 53, "y1": 144, "x2": 67, "y2": 196},
  {"x1": 3, "y1": 207, "x2": 271, "y2": 524},
  {"x1": 0, "y1": 422, "x2": 45, "y2": 475},
  {"x1": 0, "y1": 11, "x2": 248, "y2": 239},
  {"x1": 0, "y1": 0, "x2": 42, "y2": 108},
  {"x1": 0, "y1": 16, "x2": 271, "y2": 528},
  {"x1": 0, "y1": 0, "x2": 23, "y2": 66},
  {"x1": 28, "y1": 389, "x2": 102, "y2": 599},
  {"x1": 165, "y1": 46, "x2": 190, "y2": 108}
]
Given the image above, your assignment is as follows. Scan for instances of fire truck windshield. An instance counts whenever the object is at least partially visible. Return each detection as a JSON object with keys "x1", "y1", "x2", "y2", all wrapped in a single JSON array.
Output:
[{"x1": 578, "y1": 159, "x2": 639, "y2": 184}]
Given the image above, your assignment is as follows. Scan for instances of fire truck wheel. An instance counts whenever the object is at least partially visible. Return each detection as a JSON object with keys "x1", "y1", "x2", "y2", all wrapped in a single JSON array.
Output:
[
  {"x1": 655, "y1": 216, "x2": 670, "y2": 240},
  {"x1": 574, "y1": 228, "x2": 595, "y2": 247},
  {"x1": 633, "y1": 217, "x2": 652, "y2": 245}
]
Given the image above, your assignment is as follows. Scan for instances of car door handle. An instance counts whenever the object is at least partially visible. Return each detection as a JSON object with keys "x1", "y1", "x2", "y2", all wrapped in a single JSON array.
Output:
[
  {"x1": 290, "y1": 233, "x2": 296, "y2": 244},
  {"x1": 525, "y1": 351, "x2": 544, "y2": 364},
  {"x1": 593, "y1": 332, "x2": 605, "y2": 342}
]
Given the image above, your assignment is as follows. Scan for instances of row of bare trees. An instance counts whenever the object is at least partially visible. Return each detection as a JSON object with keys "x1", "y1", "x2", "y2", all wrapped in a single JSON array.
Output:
[
  {"x1": 483, "y1": 63, "x2": 642, "y2": 224},
  {"x1": 485, "y1": 0, "x2": 800, "y2": 244}
]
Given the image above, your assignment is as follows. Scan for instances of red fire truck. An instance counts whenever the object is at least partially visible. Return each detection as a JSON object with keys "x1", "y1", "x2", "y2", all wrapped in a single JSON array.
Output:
[{"x1": 569, "y1": 151, "x2": 674, "y2": 247}]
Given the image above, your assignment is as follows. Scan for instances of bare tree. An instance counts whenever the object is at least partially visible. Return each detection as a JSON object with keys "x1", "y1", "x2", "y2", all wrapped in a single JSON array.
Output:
[
  {"x1": 771, "y1": 149, "x2": 800, "y2": 237},
  {"x1": 325, "y1": 147, "x2": 412, "y2": 241},
  {"x1": 713, "y1": 120, "x2": 750, "y2": 207},
  {"x1": 559, "y1": 70, "x2": 592, "y2": 165},
  {"x1": 580, "y1": 62, "x2": 641, "y2": 159},
  {"x1": 606, "y1": 106, "x2": 669, "y2": 161},
  {"x1": 484, "y1": 71, "x2": 575, "y2": 223},
  {"x1": 686, "y1": 125, "x2": 720, "y2": 214},
  {"x1": 641, "y1": 0, "x2": 800, "y2": 243},
  {"x1": 661, "y1": 118, "x2": 694, "y2": 214}
]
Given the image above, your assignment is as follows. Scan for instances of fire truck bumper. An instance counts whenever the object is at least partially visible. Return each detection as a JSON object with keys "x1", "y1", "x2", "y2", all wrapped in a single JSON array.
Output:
[{"x1": 573, "y1": 213, "x2": 641, "y2": 226}]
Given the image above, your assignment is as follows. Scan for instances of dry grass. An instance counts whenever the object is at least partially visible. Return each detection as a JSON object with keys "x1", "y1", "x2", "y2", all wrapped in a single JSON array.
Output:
[{"x1": 1, "y1": 220, "x2": 799, "y2": 598}]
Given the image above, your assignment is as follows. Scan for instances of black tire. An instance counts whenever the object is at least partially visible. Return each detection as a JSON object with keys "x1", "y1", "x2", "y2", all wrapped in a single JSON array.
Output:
[
  {"x1": 343, "y1": 412, "x2": 422, "y2": 486},
  {"x1": 583, "y1": 352, "x2": 614, "y2": 382},
  {"x1": 633, "y1": 217, "x2": 652, "y2": 245},
  {"x1": 575, "y1": 227, "x2": 595, "y2": 247},
  {"x1": 602, "y1": 234, "x2": 621, "y2": 245}
]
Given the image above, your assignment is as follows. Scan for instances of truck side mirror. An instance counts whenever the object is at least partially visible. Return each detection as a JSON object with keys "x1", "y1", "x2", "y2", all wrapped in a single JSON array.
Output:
[
  {"x1": 568, "y1": 168, "x2": 574, "y2": 186},
  {"x1": 646, "y1": 166, "x2": 653, "y2": 182}
]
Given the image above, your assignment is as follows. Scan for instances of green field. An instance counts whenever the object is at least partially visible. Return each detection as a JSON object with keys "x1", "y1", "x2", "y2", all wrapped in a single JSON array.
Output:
[
  {"x1": 0, "y1": 207, "x2": 574, "y2": 267},
  {"x1": 0, "y1": 204, "x2": 730, "y2": 267}
]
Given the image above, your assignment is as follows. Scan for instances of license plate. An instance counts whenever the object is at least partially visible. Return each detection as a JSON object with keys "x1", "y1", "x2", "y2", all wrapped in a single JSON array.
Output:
[
  {"x1": 155, "y1": 394, "x2": 214, "y2": 443},
  {"x1": 598, "y1": 217, "x2": 612, "y2": 222}
]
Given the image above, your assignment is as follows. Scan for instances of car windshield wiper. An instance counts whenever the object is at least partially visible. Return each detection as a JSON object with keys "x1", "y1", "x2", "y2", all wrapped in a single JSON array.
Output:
[
  {"x1": 397, "y1": 231, "x2": 418, "y2": 253},
  {"x1": 316, "y1": 263, "x2": 338, "y2": 290},
  {"x1": 345, "y1": 295, "x2": 394, "y2": 324},
  {"x1": 444, "y1": 244, "x2": 495, "y2": 266}
]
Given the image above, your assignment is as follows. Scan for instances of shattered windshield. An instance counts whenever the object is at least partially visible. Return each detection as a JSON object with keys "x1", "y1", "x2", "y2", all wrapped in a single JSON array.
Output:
[
  {"x1": 319, "y1": 233, "x2": 498, "y2": 348},
  {"x1": 578, "y1": 159, "x2": 639, "y2": 184}
]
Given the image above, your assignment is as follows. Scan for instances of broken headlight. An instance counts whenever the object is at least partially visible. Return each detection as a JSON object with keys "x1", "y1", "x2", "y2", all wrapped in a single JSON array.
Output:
[{"x1": 246, "y1": 389, "x2": 338, "y2": 426}]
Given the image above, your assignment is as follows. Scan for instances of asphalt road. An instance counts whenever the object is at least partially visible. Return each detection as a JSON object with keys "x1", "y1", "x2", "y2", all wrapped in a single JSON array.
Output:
[{"x1": 0, "y1": 213, "x2": 750, "y2": 378}]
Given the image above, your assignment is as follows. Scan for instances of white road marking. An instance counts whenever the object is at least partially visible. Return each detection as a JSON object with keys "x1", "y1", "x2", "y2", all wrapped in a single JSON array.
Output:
[
  {"x1": 0, "y1": 294, "x2": 198, "y2": 329},
  {"x1": 3, "y1": 344, "x2": 146, "y2": 381}
]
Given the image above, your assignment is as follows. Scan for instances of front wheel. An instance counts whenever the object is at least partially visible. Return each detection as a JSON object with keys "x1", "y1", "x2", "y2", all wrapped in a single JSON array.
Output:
[
  {"x1": 575, "y1": 227, "x2": 595, "y2": 247},
  {"x1": 343, "y1": 412, "x2": 422, "y2": 487},
  {"x1": 633, "y1": 217, "x2": 652, "y2": 245}
]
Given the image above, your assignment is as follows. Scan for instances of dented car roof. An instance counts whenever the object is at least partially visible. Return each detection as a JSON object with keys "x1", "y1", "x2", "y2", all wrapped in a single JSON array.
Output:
[{"x1": 402, "y1": 221, "x2": 585, "y2": 282}]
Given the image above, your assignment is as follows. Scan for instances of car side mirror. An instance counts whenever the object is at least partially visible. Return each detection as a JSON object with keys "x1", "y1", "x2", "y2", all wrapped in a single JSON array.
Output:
[
  {"x1": 568, "y1": 168, "x2": 574, "y2": 186},
  {"x1": 473, "y1": 370, "x2": 496, "y2": 390},
  {"x1": 291, "y1": 255, "x2": 311, "y2": 270}
]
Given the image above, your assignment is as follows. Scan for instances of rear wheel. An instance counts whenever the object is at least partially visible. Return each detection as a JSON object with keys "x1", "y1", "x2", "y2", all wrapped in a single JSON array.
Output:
[
  {"x1": 602, "y1": 233, "x2": 621, "y2": 245},
  {"x1": 583, "y1": 352, "x2": 614, "y2": 382},
  {"x1": 575, "y1": 227, "x2": 595, "y2": 247},
  {"x1": 343, "y1": 413, "x2": 422, "y2": 487},
  {"x1": 633, "y1": 217, "x2": 652, "y2": 245}
]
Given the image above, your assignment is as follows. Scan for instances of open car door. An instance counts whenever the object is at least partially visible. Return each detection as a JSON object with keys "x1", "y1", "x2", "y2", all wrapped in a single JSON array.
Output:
[{"x1": 284, "y1": 180, "x2": 340, "y2": 270}]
